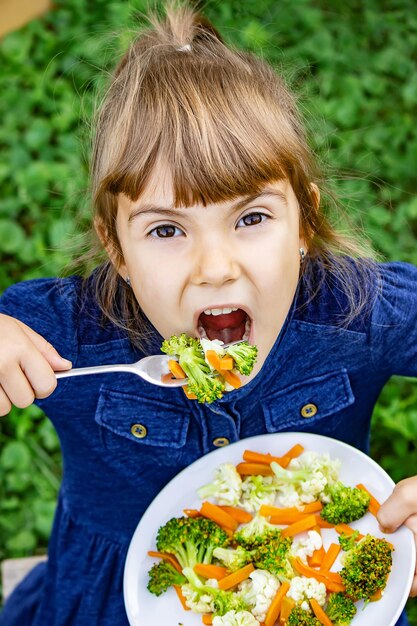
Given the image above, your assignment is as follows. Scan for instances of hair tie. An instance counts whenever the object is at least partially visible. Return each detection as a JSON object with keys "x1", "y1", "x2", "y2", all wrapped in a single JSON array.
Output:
[{"x1": 177, "y1": 44, "x2": 192, "y2": 52}]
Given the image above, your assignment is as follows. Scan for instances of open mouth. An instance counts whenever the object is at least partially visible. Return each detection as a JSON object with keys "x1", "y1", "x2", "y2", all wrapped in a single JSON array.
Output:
[{"x1": 198, "y1": 307, "x2": 251, "y2": 344}]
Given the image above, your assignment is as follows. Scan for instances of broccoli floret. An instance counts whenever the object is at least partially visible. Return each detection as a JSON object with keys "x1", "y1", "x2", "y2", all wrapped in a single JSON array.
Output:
[
  {"x1": 197, "y1": 463, "x2": 243, "y2": 506},
  {"x1": 338, "y1": 531, "x2": 360, "y2": 552},
  {"x1": 213, "y1": 546, "x2": 255, "y2": 572},
  {"x1": 161, "y1": 334, "x2": 225, "y2": 403},
  {"x1": 253, "y1": 535, "x2": 294, "y2": 582},
  {"x1": 233, "y1": 515, "x2": 294, "y2": 581},
  {"x1": 240, "y1": 475, "x2": 278, "y2": 513},
  {"x1": 340, "y1": 534, "x2": 393, "y2": 601},
  {"x1": 325, "y1": 592, "x2": 357, "y2": 626},
  {"x1": 271, "y1": 452, "x2": 340, "y2": 507},
  {"x1": 287, "y1": 606, "x2": 321, "y2": 625},
  {"x1": 182, "y1": 567, "x2": 249, "y2": 616},
  {"x1": 225, "y1": 342, "x2": 258, "y2": 376},
  {"x1": 234, "y1": 513, "x2": 283, "y2": 549},
  {"x1": 156, "y1": 516, "x2": 229, "y2": 570},
  {"x1": 320, "y1": 482, "x2": 370, "y2": 525},
  {"x1": 147, "y1": 560, "x2": 187, "y2": 596}
]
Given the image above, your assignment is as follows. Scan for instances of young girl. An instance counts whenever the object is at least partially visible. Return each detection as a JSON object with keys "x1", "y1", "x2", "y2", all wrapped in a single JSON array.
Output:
[{"x1": 0, "y1": 3, "x2": 416, "y2": 625}]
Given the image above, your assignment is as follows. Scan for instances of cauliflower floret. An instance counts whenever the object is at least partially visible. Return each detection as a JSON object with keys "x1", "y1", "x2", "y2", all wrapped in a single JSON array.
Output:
[
  {"x1": 290, "y1": 531, "x2": 323, "y2": 564},
  {"x1": 212, "y1": 609, "x2": 260, "y2": 626},
  {"x1": 197, "y1": 463, "x2": 242, "y2": 506},
  {"x1": 182, "y1": 578, "x2": 218, "y2": 613},
  {"x1": 240, "y1": 475, "x2": 277, "y2": 513},
  {"x1": 272, "y1": 452, "x2": 341, "y2": 507},
  {"x1": 238, "y1": 569, "x2": 280, "y2": 623},
  {"x1": 287, "y1": 576, "x2": 326, "y2": 611}
]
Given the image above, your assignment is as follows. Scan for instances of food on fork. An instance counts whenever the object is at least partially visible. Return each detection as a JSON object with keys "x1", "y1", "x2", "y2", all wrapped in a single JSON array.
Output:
[{"x1": 161, "y1": 334, "x2": 258, "y2": 403}]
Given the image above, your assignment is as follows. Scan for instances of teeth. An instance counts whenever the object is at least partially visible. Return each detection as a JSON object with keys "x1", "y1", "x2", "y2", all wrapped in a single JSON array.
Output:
[
  {"x1": 198, "y1": 325, "x2": 208, "y2": 339},
  {"x1": 203, "y1": 307, "x2": 238, "y2": 316},
  {"x1": 243, "y1": 318, "x2": 251, "y2": 342}
]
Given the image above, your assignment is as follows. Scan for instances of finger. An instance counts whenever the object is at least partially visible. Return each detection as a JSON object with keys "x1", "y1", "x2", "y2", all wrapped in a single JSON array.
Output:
[
  {"x1": 16, "y1": 319, "x2": 72, "y2": 371},
  {"x1": 19, "y1": 350, "x2": 59, "y2": 399},
  {"x1": 0, "y1": 364, "x2": 36, "y2": 409},
  {"x1": 0, "y1": 386, "x2": 12, "y2": 416},
  {"x1": 377, "y1": 478, "x2": 417, "y2": 532}
]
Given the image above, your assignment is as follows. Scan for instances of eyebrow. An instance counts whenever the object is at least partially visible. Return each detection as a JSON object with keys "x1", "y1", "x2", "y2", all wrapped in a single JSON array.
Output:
[{"x1": 128, "y1": 187, "x2": 288, "y2": 222}]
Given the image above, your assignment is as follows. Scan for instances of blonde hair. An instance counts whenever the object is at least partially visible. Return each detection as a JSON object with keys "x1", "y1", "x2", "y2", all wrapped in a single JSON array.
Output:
[{"x1": 88, "y1": 1, "x2": 376, "y2": 346}]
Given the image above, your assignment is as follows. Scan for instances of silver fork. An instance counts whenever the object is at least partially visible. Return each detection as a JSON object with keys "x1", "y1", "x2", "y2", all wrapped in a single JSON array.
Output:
[
  {"x1": 55, "y1": 355, "x2": 187, "y2": 388},
  {"x1": 55, "y1": 341, "x2": 244, "y2": 388}
]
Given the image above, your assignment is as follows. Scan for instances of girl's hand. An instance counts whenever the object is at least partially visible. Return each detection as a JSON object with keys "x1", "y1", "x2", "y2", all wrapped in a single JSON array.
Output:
[
  {"x1": 377, "y1": 476, "x2": 417, "y2": 597},
  {"x1": 0, "y1": 313, "x2": 72, "y2": 416}
]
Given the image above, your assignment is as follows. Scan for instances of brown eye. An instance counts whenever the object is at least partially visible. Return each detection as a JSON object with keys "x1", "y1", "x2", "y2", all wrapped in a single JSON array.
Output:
[
  {"x1": 149, "y1": 224, "x2": 182, "y2": 238},
  {"x1": 238, "y1": 212, "x2": 266, "y2": 227}
]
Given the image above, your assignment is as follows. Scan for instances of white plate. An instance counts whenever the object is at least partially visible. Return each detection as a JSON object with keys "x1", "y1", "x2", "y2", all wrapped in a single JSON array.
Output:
[{"x1": 124, "y1": 432, "x2": 415, "y2": 626}]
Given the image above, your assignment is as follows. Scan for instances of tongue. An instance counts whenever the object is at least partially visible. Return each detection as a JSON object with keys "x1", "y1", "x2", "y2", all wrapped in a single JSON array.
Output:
[{"x1": 199, "y1": 310, "x2": 247, "y2": 343}]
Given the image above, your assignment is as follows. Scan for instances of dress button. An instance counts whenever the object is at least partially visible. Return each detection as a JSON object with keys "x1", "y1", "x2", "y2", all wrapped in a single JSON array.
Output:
[
  {"x1": 300, "y1": 403, "x2": 318, "y2": 418},
  {"x1": 130, "y1": 423, "x2": 147, "y2": 438},
  {"x1": 213, "y1": 437, "x2": 230, "y2": 447}
]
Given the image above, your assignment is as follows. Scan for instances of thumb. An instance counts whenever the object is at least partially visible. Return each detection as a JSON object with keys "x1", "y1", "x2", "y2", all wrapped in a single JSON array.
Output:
[
  {"x1": 377, "y1": 477, "x2": 417, "y2": 533},
  {"x1": 17, "y1": 319, "x2": 72, "y2": 371}
]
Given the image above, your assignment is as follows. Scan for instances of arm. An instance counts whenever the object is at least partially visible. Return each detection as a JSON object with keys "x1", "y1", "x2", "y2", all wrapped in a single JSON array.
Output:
[
  {"x1": 0, "y1": 313, "x2": 72, "y2": 416},
  {"x1": 377, "y1": 476, "x2": 417, "y2": 597}
]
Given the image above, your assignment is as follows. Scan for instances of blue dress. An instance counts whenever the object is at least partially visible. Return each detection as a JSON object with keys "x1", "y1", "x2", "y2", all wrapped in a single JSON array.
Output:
[{"x1": 0, "y1": 260, "x2": 415, "y2": 625}]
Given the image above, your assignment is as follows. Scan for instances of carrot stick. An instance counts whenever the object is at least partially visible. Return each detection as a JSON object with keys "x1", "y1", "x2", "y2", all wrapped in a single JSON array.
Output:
[
  {"x1": 183, "y1": 508, "x2": 201, "y2": 518},
  {"x1": 315, "y1": 517, "x2": 335, "y2": 529},
  {"x1": 279, "y1": 595, "x2": 296, "y2": 625},
  {"x1": 200, "y1": 501, "x2": 238, "y2": 532},
  {"x1": 281, "y1": 514, "x2": 318, "y2": 538},
  {"x1": 334, "y1": 523, "x2": 363, "y2": 539},
  {"x1": 147, "y1": 551, "x2": 183, "y2": 574},
  {"x1": 168, "y1": 359, "x2": 187, "y2": 379},
  {"x1": 270, "y1": 513, "x2": 312, "y2": 525},
  {"x1": 161, "y1": 372, "x2": 176, "y2": 384},
  {"x1": 283, "y1": 443, "x2": 304, "y2": 459},
  {"x1": 221, "y1": 368, "x2": 242, "y2": 388},
  {"x1": 194, "y1": 563, "x2": 229, "y2": 580},
  {"x1": 356, "y1": 483, "x2": 381, "y2": 515},
  {"x1": 174, "y1": 584, "x2": 191, "y2": 610},
  {"x1": 310, "y1": 598, "x2": 334, "y2": 626},
  {"x1": 217, "y1": 563, "x2": 255, "y2": 590},
  {"x1": 219, "y1": 355, "x2": 234, "y2": 370},
  {"x1": 183, "y1": 385, "x2": 197, "y2": 399},
  {"x1": 243, "y1": 450, "x2": 289, "y2": 466},
  {"x1": 236, "y1": 462, "x2": 274, "y2": 476},
  {"x1": 292, "y1": 558, "x2": 345, "y2": 590},
  {"x1": 218, "y1": 505, "x2": 253, "y2": 524},
  {"x1": 205, "y1": 350, "x2": 223, "y2": 371},
  {"x1": 264, "y1": 581, "x2": 290, "y2": 626},
  {"x1": 202, "y1": 615, "x2": 213, "y2": 625},
  {"x1": 260, "y1": 502, "x2": 323, "y2": 517},
  {"x1": 320, "y1": 543, "x2": 341, "y2": 572}
]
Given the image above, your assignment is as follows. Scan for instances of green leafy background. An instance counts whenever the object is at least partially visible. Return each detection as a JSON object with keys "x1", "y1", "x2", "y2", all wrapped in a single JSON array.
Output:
[{"x1": 0, "y1": 0, "x2": 416, "y2": 620}]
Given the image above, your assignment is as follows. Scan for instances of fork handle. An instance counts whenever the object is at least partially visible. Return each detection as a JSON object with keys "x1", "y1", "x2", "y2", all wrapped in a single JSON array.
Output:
[{"x1": 55, "y1": 364, "x2": 136, "y2": 379}]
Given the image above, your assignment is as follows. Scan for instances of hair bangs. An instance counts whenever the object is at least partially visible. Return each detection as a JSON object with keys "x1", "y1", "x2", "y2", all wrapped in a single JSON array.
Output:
[{"x1": 96, "y1": 54, "x2": 304, "y2": 209}]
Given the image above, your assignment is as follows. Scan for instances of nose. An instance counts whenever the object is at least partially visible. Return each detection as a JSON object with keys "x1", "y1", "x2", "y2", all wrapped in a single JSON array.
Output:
[{"x1": 191, "y1": 240, "x2": 240, "y2": 287}]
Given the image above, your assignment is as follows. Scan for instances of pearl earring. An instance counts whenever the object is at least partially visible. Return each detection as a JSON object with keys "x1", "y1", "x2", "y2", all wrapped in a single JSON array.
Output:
[{"x1": 299, "y1": 248, "x2": 306, "y2": 264}]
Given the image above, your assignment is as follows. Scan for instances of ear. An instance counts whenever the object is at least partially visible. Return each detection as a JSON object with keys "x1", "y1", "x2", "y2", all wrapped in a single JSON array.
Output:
[{"x1": 94, "y1": 216, "x2": 128, "y2": 278}]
